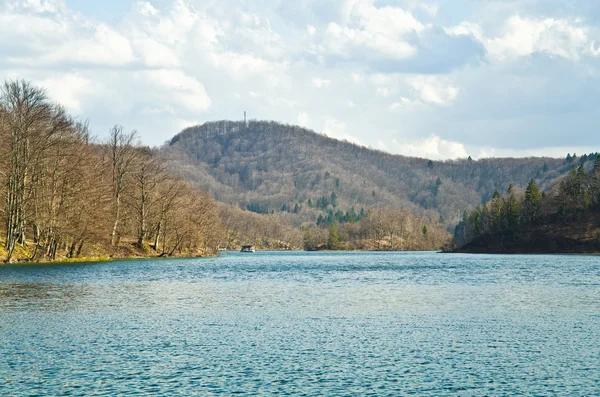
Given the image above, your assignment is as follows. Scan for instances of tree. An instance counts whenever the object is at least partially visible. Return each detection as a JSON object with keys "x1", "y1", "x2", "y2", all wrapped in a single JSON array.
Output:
[
  {"x1": 106, "y1": 125, "x2": 139, "y2": 245},
  {"x1": 127, "y1": 149, "x2": 166, "y2": 248},
  {"x1": 434, "y1": 177, "x2": 442, "y2": 196},
  {"x1": 523, "y1": 178, "x2": 541, "y2": 224},
  {"x1": 303, "y1": 228, "x2": 316, "y2": 251},
  {"x1": 327, "y1": 224, "x2": 340, "y2": 250},
  {"x1": 330, "y1": 191, "x2": 338, "y2": 207},
  {"x1": 489, "y1": 190, "x2": 503, "y2": 231},
  {"x1": 505, "y1": 184, "x2": 520, "y2": 230},
  {"x1": 0, "y1": 80, "x2": 52, "y2": 261}
]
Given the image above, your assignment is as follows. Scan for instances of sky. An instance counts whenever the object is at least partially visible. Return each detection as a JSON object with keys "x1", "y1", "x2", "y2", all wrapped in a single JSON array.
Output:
[{"x1": 1, "y1": 0, "x2": 600, "y2": 159}]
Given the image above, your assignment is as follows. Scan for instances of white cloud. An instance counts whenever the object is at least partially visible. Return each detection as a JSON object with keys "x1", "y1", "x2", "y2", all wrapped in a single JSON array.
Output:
[
  {"x1": 420, "y1": 4, "x2": 439, "y2": 17},
  {"x1": 298, "y1": 112, "x2": 310, "y2": 127},
  {"x1": 41, "y1": 73, "x2": 93, "y2": 112},
  {"x1": 14, "y1": 0, "x2": 64, "y2": 14},
  {"x1": 447, "y1": 16, "x2": 592, "y2": 61},
  {"x1": 320, "y1": 0, "x2": 424, "y2": 60},
  {"x1": 376, "y1": 87, "x2": 390, "y2": 97},
  {"x1": 313, "y1": 78, "x2": 331, "y2": 88},
  {"x1": 390, "y1": 135, "x2": 468, "y2": 159},
  {"x1": 137, "y1": 69, "x2": 211, "y2": 112},
  {"x1": 388, "y1": 97, "x2": 414, "y2": 110},
  {"x1": 136, "y1": 1, "x2": 158, "y2": 17},
  {"x1": 409, "y1": 75, "x2": 459, "y2": 105},
  {"x1": 322, "y1": 117, "x2": 363, "y2": 145}
]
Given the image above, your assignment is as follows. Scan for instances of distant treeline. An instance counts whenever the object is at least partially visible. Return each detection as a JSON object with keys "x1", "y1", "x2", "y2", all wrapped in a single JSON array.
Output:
[
  {"x1": 455, "y1": 158, "x2": 600, "y2": 252},
  {"x1": 303, "y1": 206, "x2": 450, "y2": 251},
  {"x1": 0, "y1": 80, "x2": 222, "y2": 262}
]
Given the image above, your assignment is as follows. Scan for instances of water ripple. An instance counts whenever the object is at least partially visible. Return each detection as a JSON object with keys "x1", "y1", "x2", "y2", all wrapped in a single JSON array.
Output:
[{"x1": 1, "y1": 252, "x2": 599, "y2": 395}]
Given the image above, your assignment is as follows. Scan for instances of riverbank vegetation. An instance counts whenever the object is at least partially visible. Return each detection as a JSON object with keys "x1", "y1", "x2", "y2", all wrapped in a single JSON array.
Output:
[
  {"x1": 302, "y1": 206, "x2": 450, "y2": 251},
  {"x1": 0, "y1": 80, "x2": 223, "y2": 263},
  {"x1": 454, "y1": 157, "x2": 600, "y2": 253}
]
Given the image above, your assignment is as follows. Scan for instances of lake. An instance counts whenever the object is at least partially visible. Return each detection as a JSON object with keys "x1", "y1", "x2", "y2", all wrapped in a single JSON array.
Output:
[{"x1": 1, "y1": 252, "x2": 599, "y2": 396}]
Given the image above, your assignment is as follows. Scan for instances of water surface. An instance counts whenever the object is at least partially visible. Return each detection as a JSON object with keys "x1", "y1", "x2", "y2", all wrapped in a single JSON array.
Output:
[{"x1": 1, "y1": 252, "x2": 599, "y2": 395}]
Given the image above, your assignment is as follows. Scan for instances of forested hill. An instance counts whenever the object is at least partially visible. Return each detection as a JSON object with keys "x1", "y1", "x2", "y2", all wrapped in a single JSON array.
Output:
[{"x1": 162, "y1": 120, "x2": 583, "y2": 227}]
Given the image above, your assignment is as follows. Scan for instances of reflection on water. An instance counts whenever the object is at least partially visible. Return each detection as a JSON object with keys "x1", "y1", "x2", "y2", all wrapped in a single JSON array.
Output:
[
  {"x1": 1, "y1": 252, "x2": 599, "y2": 396},
  {"x1": 0, "y1": 283, "x2": 93, "y2": 311}
]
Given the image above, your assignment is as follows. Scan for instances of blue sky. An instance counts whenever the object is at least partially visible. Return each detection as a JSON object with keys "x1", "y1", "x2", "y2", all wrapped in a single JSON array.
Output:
[{"x1": 1, "y1": 0, "x2": 599, "y2": 159}]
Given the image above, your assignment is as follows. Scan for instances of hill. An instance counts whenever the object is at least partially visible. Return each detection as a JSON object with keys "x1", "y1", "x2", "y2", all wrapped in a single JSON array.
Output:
[{"x1": 162, "y1": 120, "x2": 582, "y2": 228}]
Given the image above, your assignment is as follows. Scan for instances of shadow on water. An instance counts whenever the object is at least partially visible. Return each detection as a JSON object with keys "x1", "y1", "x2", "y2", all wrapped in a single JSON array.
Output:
[{"x1": 0, "y1": 283, "x2": 91, "y2": 311}]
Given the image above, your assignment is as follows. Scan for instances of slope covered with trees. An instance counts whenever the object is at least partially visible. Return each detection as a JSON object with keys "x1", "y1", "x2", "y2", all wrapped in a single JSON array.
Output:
[
  {"x1": 0, "y1": 80, "x2": 224, "y2": 262},
  {"x1": 454, "y1": 159, "x2": 600, "y2": 253},
  {"x1": 163, "y1": 120, "x2": 578, "y2": 230}
]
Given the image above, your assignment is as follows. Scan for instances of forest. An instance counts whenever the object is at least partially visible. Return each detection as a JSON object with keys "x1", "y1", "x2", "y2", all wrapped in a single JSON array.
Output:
[
  {"x1": 0, "y1": 80, "x2": 223, "y2": 263},
  {"x1": 454, "y1": 158, "x2": 600, "y2": 253},
  {"x1": 163, "y1": 120, "x2": 578, "y2": 231}
]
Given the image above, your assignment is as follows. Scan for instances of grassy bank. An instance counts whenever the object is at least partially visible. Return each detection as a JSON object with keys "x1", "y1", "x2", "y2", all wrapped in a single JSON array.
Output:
[{"x1": 0, "y1": 237, "x2": 218, "y2": 265}]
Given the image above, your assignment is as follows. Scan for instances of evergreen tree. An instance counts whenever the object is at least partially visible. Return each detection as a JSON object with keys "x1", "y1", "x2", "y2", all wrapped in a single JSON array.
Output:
[
  {"x1": 505, "y1": 184, "x2": 520, "y2": 230},
  {"x1": 490, "y1": 190, "x2": 503, "y2": 231},
  {"x1": 422, "y1": 225, "x2": 428, "y2": 237},
  {"x1": 327, "y1": 224, "x2": 340, "y2": 250},
  {"x1": 542, "y1": 163, "x2": 549, "y2": 173},
  {"x1": 330, "y1": 191, "x2": 338, "y2": 207},
  {"x1": 307, "y1": 198, "x2": 313, "y2": 208},
  {"x1": 434, "y1": 177, "x2": 442, "y2": 196},
  {"x1": 524, "y1": 178, "x2": 542, "y2": 223}
]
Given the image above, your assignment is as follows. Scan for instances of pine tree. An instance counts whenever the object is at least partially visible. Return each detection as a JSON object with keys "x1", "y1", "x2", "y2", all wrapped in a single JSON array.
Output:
[
  {"x1": 327, "y1": 224, "x2": 340, "y2": 250},
  {"x1": 505, "y1": 184, "x2": 520, "y2": 230},
  {"x1": 542, "y1": 163, "x2": 549, "y2": 173},
  {"x1": 434, "y1": 177, "x2": 442, "y2": 196},
  {"x1": 330, "y1": 191, "x2": 338, "y2": 207},
  {"x1": 490, "y1": 189, "x2": 503, "y2": 231},
  {"x1": 524, "y1": 178, "x2": 542, "y2": 223}
]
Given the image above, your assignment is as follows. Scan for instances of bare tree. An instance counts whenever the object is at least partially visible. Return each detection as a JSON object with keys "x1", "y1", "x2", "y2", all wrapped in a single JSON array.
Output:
[
  {"x1": 0, "y1": 80, "x2": 52, "y2": 262},
  {"x1": 106, "y1": 125, "x2": 138, "y2": 246}
]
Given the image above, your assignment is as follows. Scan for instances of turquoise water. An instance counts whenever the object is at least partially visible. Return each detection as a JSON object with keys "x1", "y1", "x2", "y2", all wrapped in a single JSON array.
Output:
[{"x1": 1, "y1": 252, "x2": 599, "y2": 396}]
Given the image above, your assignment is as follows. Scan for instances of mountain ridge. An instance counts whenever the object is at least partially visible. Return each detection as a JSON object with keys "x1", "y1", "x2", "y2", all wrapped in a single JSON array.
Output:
[{"x1": 162, "y1": 120, "x2": 583, "y2": 228}]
